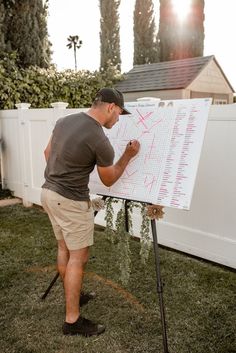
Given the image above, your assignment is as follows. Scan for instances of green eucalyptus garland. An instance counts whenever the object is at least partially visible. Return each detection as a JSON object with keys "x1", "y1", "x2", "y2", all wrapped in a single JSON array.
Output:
[
  {"x1": 104, "y1": 197, "x2": 152, "y2": 284},
  {"x1": 139, "y1": 203, "x2": 152, "y2": 265},
  {"x1": 115, "y1": 201, "x2": 131, "y2": 285},
  {"x1": 104, "y1": 197, "x2": 117, "y2": 243}
]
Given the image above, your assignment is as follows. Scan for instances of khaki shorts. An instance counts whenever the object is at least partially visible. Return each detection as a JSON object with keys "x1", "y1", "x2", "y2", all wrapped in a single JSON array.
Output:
[{"x1": 41, "y1": 188, "x2": 94, "y2": 250}]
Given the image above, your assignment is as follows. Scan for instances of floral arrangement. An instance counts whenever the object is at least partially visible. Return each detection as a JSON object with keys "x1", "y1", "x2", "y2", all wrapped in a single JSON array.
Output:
[
  {"x1": 146, "y1": 204, "x2": 165, "y2": 220},
  {"x1": 103, "y1": 197, "x2": 165, "y2": 284},
  {"x1": 91, "y1": 197, "x2": 105, "y2": 211}
]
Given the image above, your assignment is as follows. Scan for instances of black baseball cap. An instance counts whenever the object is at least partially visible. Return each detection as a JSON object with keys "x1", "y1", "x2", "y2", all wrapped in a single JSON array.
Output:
[{"x1": 94, "y1": 88, "x2": 131, "y2": 115}]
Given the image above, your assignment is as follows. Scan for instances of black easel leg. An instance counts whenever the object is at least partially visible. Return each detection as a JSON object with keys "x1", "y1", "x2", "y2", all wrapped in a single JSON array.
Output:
[
  {"x1": 124, "y1": 200, "x2": 129, "y2": 233},
  {"x1": 41, "y1": 272, "x2": 60, "y2": 300},
  {"x1": 151, "y1": 219, "x2": 169, "y2": 353}
]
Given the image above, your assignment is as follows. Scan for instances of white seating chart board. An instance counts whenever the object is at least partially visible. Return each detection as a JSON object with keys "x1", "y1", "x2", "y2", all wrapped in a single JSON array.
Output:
[{"x1": 89, "y1": 98, "x2": 212, "y2": 210}]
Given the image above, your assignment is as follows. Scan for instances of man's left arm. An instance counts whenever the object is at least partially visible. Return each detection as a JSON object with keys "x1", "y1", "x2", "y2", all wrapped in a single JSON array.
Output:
[{"x1": 44, "y1": 135, "x2": 52, "y2": 162}]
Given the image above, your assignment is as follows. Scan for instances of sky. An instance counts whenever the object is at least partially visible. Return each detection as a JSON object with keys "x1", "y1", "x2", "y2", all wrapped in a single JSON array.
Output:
[{"x1": 47, "y1": 0, "x2": 236, "y2": 91}]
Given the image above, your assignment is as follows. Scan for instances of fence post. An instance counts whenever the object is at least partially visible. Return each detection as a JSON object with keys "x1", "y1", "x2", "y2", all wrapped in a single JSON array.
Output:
[
  {"x1": 50, "y1": 102, "x2": 69, "y2": 125},
  {"x1": 15, "y1": 103, "x2": 33, "y2": 207}
]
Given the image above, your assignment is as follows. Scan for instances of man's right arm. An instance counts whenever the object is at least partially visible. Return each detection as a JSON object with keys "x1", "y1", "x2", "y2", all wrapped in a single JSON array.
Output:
[{"x1": 97, "y1": 140, "x2": 140, "y2": 187}]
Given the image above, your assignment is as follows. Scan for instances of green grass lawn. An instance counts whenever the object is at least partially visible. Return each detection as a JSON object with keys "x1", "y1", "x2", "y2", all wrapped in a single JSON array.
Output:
[{"x1": 0, "y1": 204, "x2": 235, "y2": 353}]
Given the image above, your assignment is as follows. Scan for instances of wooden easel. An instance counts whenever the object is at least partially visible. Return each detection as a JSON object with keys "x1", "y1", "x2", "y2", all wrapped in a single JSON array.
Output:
[{"x1": 41, "y1": 196, "x2": 169, "y2": 353}]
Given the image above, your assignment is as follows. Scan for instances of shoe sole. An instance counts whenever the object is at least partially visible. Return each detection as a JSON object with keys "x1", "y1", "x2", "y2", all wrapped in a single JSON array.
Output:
[{"x1": 63, "y1": 328, "x2": 105, "y2": 337}]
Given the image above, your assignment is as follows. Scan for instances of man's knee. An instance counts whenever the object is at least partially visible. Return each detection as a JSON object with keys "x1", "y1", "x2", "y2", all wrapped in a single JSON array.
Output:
[
  {"x1": 58, "y1": 239, "x2": 69, "y2": 253},
  {"x1": 69, "y1": 247, "x2": 90, "y2": 268}
]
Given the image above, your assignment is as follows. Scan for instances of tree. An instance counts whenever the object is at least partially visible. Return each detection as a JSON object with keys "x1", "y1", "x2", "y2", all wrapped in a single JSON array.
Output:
[
  {"x1": 0, "y1": 1, "x2": 6, "y2": 51},
  {"x1": 0, "y1": 0, "x2": 15, "y2": 51},
  {"x1": 99, "y1": 0, "x2": 121, "y2": 71},
  {"x1": 186, "y1": 0, "x2": 205, "y2": 58},
  {"x1": 158, "y1": 0, "x2": 175, "y2": 61},
  {"x1": 158, "y1": 0, "x2": 205, "y2": 62},
  {"x1": 66, "y1": 35, "x2": 82, "y2": 71},
  {"x1": 2, "y1": 0, "x2": 51, "y2": 68},
  {"x1": 133, "y1": 0, "x2": 159, "y2": 65}
]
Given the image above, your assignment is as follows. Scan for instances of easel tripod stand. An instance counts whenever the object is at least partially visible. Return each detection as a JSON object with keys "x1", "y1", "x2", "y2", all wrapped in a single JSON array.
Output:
[{"x1": 41, "y1": 197, "x2": 169, "y2": 353}]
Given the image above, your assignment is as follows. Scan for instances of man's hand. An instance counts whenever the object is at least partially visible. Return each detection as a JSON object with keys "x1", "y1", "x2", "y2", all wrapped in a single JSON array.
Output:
[
  {"x1": 125, "y1": 139, "x2": 140, "y2": 158},
  {"x1": 97, "y1": 139, "x2": 140, "y2": 187}
]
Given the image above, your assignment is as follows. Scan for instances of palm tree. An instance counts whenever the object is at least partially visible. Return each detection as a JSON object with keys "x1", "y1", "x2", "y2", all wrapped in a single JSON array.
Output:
[{"x1": 66, "y1": 35, "x2": 82, "y2": 71}]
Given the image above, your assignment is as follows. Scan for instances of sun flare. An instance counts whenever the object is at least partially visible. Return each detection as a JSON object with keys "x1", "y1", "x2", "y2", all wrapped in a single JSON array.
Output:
[{"x1": 172, "y1": 0, "x2": 192, "y2": 22}]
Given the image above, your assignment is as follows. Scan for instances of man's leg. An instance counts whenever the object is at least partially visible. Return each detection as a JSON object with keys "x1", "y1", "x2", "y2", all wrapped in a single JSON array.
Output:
[
  {"x1": 61, "y1": 245, "x2": 105, "y2": 336},
  {"x1": 57, "y1": 239, "x2": 69, "y2": 280},
  {"x1": 64, "y1": 246, "x2": 89, "y2": 323}
]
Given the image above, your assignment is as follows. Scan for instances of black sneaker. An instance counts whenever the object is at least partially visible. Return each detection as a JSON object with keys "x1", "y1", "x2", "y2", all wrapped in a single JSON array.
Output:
[
  {"x1": 80, "y1": 291, "x2": 96, "y2": 307},
  {"x1": 62, "y1": 316, "x2": 105, "y2": 336}
]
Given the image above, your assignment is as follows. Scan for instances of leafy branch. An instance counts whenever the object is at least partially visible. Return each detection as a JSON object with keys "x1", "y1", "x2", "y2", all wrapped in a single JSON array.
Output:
[{"x1": 104, "y1": 198, "x2": 154, "y2": 284}]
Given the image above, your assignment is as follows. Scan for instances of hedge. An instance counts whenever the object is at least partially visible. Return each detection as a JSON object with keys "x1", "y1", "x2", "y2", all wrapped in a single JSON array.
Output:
[{"x1": 0, "y1": 53, "x2": 123, "y2": 109}]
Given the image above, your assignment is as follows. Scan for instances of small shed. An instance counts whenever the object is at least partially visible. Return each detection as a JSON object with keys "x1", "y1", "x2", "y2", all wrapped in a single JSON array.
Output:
[{"x1": 115, "y1": 55, "x2": 234, "y2": 104}]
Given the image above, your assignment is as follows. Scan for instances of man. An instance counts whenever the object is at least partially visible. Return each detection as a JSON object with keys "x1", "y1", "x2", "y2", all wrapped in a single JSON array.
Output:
[{"x1": 41, "y1": 88, "x2": 140, "y2": 337}]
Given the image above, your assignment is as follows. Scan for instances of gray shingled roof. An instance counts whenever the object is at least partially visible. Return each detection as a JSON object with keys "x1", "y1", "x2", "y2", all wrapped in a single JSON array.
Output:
[{"x1": 115, "y1": 56, "x2": 214, "y2": 92}]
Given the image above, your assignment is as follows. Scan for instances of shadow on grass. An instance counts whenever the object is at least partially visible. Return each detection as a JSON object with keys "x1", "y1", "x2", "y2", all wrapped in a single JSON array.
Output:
[{"x1": 0, "y1": 204, "x2": 235, "y2": 353}]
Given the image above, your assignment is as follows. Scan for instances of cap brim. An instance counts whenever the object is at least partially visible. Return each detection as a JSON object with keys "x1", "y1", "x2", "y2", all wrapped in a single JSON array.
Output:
[{"x1": 121, "y1": 107, "x2": 131, "y2": 115}]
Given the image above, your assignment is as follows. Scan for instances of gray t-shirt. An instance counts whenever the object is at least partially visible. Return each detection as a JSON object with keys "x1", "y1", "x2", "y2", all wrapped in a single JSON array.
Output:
[{"x1": 42, "y1": 112, "x2": 114, "y2": 200}]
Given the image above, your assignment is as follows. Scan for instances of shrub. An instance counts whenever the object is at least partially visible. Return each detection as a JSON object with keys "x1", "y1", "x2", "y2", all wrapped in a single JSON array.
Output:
[{"x1": 0, "y1": 52, "x2": 123, "y2": 109}]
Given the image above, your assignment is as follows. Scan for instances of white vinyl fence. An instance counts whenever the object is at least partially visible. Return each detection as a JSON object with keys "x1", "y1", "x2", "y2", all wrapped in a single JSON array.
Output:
[{"x1": 0, "y1": 102, "x2": 236, "y2": 269}]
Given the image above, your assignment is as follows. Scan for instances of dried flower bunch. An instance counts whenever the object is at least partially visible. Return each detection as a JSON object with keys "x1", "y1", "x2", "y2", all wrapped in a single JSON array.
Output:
[
  {"x1": 91, "y1": 197, "x2": 105, "y2": 211},
  {"x1": 146, "y1": 204, "x2": 165, "y2": 220}
]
